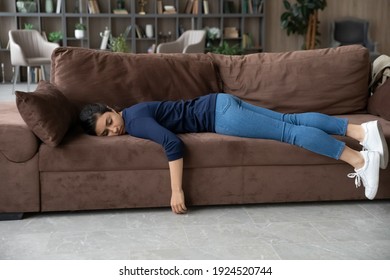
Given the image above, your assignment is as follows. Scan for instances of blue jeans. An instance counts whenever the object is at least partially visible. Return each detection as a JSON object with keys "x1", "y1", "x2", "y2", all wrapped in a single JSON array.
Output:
[{"x1": 214, "y1": 93, "x2": 348, "y2": 159}]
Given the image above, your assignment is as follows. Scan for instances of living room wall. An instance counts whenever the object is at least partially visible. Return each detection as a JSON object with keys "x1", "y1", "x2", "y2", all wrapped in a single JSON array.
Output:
[{"x1": 265, "y1": 0, "x2": 390, "y2": 55}]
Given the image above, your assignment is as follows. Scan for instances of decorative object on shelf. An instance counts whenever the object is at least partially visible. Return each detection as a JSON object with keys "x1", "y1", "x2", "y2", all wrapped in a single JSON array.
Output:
[
  {"x1": 45, "y1": 0, "x2": 54, "y2": 13},
  {"x1": 138, "y1": 0, "x2": 147, "y2": 15},
  {"x1": 99, "y1": 27, "x2": 110, "y2": 49},
  {"x1": 148, "y1": 44, "x2": 156, "y2": 53},
  {"x1": 109, "y1": 34, "x2": 129, "y2": 53},
  {"x1": 48, "y1": 31, "x2": 63, "y2": 44},
  {"x1": 281, "y1": 0, "x2": 327, "y2": 50},
  {"x1": 113, "y1": 9, "x2": 128, "y2": 14},
  {"x1": 206, "y1": 27, "x2": 221, "y2": 48},
  {"x1": 224, "y1": 27, "x2": 239, "y2": 39},
  {"x1": 163, "y1": 5, "x2": 176, "y2": 14},
  {"x1": 75, "y1": 23, "x2": 87, "y2": 39},
  {"x1": 145, "y1": 24, "x2": 154, "y2": 39},
  {"x1": 16, "y1": 1, "x2": 37, "y2": 13}
]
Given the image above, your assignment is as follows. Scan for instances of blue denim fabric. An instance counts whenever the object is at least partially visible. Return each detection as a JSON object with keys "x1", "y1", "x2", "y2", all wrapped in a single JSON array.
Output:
[{"x1": 214, "y1": 93, "x2": 348, "y2": 159}]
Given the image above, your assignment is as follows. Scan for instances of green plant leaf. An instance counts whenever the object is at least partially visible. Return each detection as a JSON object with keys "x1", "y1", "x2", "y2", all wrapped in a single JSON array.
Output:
[{"x1": 283, "y1": 0, "x2": 291, "y2": 10}]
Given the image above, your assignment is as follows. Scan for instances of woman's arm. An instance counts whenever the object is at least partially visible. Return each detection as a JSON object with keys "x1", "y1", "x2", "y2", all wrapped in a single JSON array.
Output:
[
  {"x1": 129, "y1": 117, "x2": 186, "y2": 213},
  {"x1": 169, "y1": 158, "x2": 187, "y2": 214}
]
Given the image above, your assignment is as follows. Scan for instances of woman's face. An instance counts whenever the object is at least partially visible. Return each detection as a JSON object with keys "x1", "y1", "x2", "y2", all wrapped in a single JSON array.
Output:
[{"x1": 95, "y1": 110, "x2": 126, "y2": 136}]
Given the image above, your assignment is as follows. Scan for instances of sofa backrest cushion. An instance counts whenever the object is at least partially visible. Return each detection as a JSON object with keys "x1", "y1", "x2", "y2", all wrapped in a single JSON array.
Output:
[
  {"x1": 209, "y1": 45, "x2": 370, "y2": 115},
  {"x1": 51, "y1": 47, "x2": 221, "y2": 110}
]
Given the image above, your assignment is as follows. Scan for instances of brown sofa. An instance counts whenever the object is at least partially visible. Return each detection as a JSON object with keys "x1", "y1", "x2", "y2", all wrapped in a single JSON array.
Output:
[{"x1": 1, "y1": 45, "x2": 389, "y2": 220}]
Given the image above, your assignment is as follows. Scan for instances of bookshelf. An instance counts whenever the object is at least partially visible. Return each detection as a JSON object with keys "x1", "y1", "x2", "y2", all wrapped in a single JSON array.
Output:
[{"x1": 0, "y1": 0, "x2": 266, "y2": 82}]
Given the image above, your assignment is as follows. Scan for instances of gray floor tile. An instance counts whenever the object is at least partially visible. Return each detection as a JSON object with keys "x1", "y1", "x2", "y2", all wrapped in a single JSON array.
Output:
[
  {"x1": 273, "y1": 240, "x2": 390, "y2": 260},
  {"x1": 130, "y1": 244, "x2": 280, "y2": 260},
  {"x1": 244, "y1": 201, "x2": 373, "y2": 223},
  {"x1": 311, "y1": 218, "x2": 390, "y2": 242}
]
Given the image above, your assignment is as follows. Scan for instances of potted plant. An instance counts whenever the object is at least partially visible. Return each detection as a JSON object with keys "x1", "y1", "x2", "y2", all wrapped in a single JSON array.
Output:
[
  {"x1": 16, "y1": 0, "x2": 37, "y2": 13},
  {"x1": 109, "y1": 34, "x2": 129, "y2": 53},
  {"x1": 75, "y1": 23, "x2": 86, "y2": 39},
  {"x1": 48, "y1": 31, "x2": 63, "y2": 44},
  {"x1": 24, "y1": 23, "x2": 34, "y2": 30},
  {"x1": 211, "y1": 41, "x2": 243, "y2": 55},
  {"x1": 280, "y1": 0, "x2": 327, "y2": 50}
]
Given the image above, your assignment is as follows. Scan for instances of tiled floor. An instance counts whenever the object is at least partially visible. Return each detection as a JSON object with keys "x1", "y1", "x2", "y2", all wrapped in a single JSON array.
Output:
[
  {"x1": 1, "y1": 202, "x2": 390, "y2": 260},
  {"x1": 1, "y1": 84, "x2": 390, "y2": 260}
]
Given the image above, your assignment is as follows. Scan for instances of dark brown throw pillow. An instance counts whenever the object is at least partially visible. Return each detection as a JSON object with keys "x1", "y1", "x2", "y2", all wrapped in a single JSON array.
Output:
[
  {"x1": 15, "y1": 80, "x2": 77, "y2": 146},
  {"x1": 368, "y1": 78, "x2": 390, "y2": 121}
]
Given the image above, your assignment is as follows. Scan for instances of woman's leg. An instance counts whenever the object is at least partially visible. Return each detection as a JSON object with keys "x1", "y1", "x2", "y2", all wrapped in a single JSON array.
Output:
[
  {"x1": 236, "y1": 95, "x2": 348, "y2": 136},
  {"x1": 214, "y1": 94, "x2": 346, "y2": 160}
]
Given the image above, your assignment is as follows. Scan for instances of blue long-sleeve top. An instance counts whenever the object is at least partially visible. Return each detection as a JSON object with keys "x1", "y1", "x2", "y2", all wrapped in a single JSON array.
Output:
[{"x1": 121, "y1": 93, "x2": 217, "y2": 161}]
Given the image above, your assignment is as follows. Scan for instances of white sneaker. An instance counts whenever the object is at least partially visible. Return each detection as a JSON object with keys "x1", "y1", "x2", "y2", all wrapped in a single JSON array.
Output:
[
  {"x1": 347, "y1": 151, "x2": 380, "y2": 200},
  {"x1": 360, "y1": 120, "x2": 389, "y2": 169}
]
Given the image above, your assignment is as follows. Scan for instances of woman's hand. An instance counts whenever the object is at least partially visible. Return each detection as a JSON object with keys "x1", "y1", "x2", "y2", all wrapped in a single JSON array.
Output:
[
  {"x1": 168, "y1": 158, "x2": 187, "y2": 214},
  {"x1": 171, "y1": 190, "x2": 187, "y2": 214}
]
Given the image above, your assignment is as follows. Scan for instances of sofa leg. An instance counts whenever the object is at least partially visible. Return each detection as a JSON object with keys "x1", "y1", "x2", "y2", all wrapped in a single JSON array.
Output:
[{"x1": 0, "y1": 213, "x2": 24, "y2": 221}]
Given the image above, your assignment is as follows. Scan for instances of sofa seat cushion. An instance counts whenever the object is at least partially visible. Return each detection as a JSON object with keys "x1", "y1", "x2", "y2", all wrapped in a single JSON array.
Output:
[
  {"x1": 209, "y1": 45, "x2": 370, "y2": 115},
  {"x1": 39, "y1": 114, "x2": 384, "y2": 172},
  {"x1": 0, "y1": 102, "x2": 39, "y2": 162},
  {"x1": 51, "y1": 47, "x2": 221, "y2": 111}
]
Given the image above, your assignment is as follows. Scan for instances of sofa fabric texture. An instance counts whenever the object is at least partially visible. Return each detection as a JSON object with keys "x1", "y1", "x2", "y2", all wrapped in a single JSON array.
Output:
[{"x1": 1, "y1": 44, "x2": 389, "y2": 216}]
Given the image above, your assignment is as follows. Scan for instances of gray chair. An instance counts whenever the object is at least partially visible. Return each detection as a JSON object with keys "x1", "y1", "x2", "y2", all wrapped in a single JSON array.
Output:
[
  {"x1": 330, "y1": 17, "x2": 380, "y2": 61},
  {"x1": 156, "y1": 30, "x2": 206, "y2": 53},
  {"x1": 8, "y1": 30, "x2": 59, "y2": 92}
]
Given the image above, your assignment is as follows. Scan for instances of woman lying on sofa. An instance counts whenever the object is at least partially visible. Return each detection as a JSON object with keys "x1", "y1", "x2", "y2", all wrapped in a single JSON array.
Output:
[{"x1": 79, "y1": 93, "x2": 389, "y2": 214}]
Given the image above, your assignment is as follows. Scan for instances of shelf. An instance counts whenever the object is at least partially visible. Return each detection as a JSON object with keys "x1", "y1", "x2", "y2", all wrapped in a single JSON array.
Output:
[{"x1": 0, "y1": 0, "x2": 266, "y2": 82}]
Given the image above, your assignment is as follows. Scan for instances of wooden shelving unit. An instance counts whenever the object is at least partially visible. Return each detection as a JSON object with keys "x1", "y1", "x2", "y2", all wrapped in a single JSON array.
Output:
[{"x1": 0, "y1": 0, "x2": 265, "y2": 82}]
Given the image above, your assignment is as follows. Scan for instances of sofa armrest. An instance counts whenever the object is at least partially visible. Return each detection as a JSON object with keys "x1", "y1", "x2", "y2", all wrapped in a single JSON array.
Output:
[{"x1": 0, "y1": 102, "x2": 39, "y2": 162}]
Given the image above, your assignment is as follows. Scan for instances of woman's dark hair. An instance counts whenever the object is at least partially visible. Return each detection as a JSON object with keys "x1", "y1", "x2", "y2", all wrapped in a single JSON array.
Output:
[{"x1": 79, "y1": 103, "x2": 111, "y2": 135}]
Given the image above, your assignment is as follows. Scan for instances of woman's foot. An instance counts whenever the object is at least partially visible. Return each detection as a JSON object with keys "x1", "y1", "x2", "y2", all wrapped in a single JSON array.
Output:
[
  {"x1": 347, "y1": 150, "x2": 380, "y2": 200},
  {"x1": 360, "y1": 120, "x2": 389, "y2": 169}
]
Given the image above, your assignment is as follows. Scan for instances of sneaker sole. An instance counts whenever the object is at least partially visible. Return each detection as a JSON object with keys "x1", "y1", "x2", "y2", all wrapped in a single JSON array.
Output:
[
  {"x1": 365, "y1": 151, "x2": 380, "y2": 200},
  {"x1": 375, "y1": 121, "x2": 389, "y2": 169}
]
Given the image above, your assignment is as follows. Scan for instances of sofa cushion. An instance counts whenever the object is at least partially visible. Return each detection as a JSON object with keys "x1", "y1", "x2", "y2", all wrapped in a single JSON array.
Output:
[
  {"x1": 209, "y1": 45, "x2": 370, "y2": 115},
  {"x1": 368, "y1": 79, "x2": 390, "y2": 120},
  {"x1": 51, "y1": 47, "x2": 221, "y2": 111},
  {"x1": 15, "y1": 81, "x2": 78, "y2": 147}
]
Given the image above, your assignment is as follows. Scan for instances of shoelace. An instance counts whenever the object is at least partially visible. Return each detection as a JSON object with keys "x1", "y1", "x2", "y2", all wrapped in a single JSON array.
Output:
[{"x1": 347, "y1": 172, "x2": 361, "y2": 188}]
